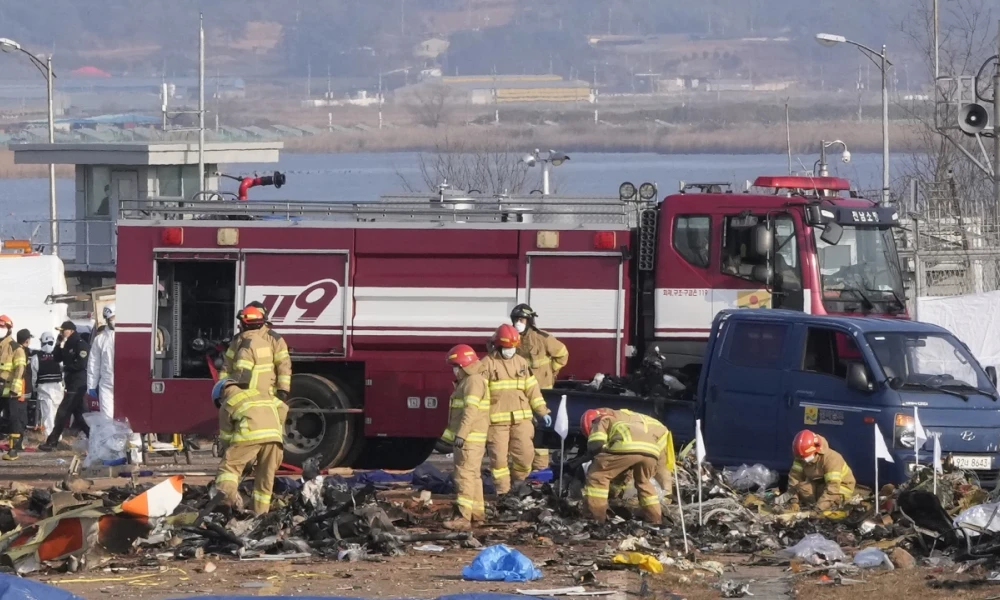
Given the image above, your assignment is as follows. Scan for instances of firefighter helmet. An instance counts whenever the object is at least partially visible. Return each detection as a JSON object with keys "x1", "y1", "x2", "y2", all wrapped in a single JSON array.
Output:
[
  {"x1": 0, "y1": 315, "x2": 12, "y2": 329},
  {"x1": 246, "y1": 300, "x2": 270, "y2": 322},
  {"x1": 510, "y1": 303, "x2": 537, "y2": 326},
  {"x1": 492, "y1": 323, "x2": 520, "y2": 349},
  {"x1": 446, "y1": 344, "x2": 479, "y2": 368},
  {"x1": 580, "y1": 408, "x2": 615, "y2": 437},
  {"x1": 212, "y1": 378, "x2": 233, "y2": 408},
  {"x1": 238, "y1": 305, "x2": 266, "y2": 328},
  {"x1": 793, "y1": 429, "x2": 822, "y2": 459},
  {"x1": 103, "y1": 304, "x2": 116, "y2": 320}
]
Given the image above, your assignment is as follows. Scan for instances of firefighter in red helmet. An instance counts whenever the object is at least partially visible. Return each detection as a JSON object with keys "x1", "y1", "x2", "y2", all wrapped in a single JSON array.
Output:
[
  {"x1": 483, "y1": 324, "x2": 548, "y2": 494},
  {"x1": 441, "y1": 344, "x2": 490, "y2": 530},
  {"x1": 579, "y1": 408, "x2": 673, "y2": 523},
  {"x1": 777, "y1": 430, "x2": 856, "y2": 511}
]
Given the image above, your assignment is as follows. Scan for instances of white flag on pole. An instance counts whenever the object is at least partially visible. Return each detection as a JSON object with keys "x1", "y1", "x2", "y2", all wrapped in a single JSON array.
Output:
[
  {"x1": 874, "y1": 423, "x2": 894, "y2": 463},
  {"x1": 933, "y1": 434, "x2": 943, "y2": 474},
  {"x1": 913, "y1": 406, "x2": 928, "y2": 449},
  {"x1": 554, "y1": 395, "x2": 569, "y2": 440},
  {"x1": 695, "y1": 419, "x2": 706, "y2": 464}
]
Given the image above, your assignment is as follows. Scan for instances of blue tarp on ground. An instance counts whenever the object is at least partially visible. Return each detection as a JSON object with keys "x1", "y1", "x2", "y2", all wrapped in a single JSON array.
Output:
[
  {"x1": 171, "y1": 596, "x2": 531, "y2": 600},
  {"x1": 0, "y1": 573, "x2": 84, "y2": 600}
]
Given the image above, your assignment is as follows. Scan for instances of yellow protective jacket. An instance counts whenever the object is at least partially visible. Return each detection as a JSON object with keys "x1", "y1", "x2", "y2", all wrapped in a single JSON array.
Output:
[
  {"x1": 3, "y1": 345, "x2": 26, "y2": 399},
  {"x1": 482, "y1": 352, "x2": 548, "y2": 424},
  {"x1": 0, "y1": 335, "x2": 15, "y2": 386},
  {"x1": 441, "y1": 362, "x2": 490, "y2": 445},
  {"x1": 220, "y1": 325, "x2": 291, "y2": 394},
  {"x1": 587, "y1": 409, "x2": 674, "y2": 467},
  {"x1": 518, "y1": 328, "x2": 568, "y2": 389},
  {"x1": 218, "y1": 384, "x2": 285, "y2": 446},
  {"x1": 788, "y1": 435, "x2": 856, "y2": 511}
]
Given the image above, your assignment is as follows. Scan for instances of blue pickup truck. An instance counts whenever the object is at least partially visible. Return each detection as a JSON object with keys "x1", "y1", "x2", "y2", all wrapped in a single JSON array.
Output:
[{"x1": 548, "y1": 309, "x2": 1000, "y2": 487}]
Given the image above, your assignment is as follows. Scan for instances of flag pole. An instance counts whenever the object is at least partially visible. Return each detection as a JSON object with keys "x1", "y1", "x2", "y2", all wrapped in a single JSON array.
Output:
[
  {"x1": 697, "y1": 463, "x2": 703, "y2": 526},
  {"x1": 672, "y1": 459, "x2": 689, "y2": 554},
  {"x1": 914, "y1": 407, "x2": 920, "y2": 467},
  {"x1": 558, "y1": 435, "x2": 565, "y2": 497},
  {"x1": 874, "y1": 423, "x2": 879, "y2": 507}
]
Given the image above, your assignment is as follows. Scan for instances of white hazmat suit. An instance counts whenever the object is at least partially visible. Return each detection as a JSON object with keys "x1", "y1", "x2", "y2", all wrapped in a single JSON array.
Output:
[
  {"x1": 87, "y1": 307, "x2": 116, "y2": 420},
  {"x1": 34, "y1": 332, "x2": 64, "y2": 436}
]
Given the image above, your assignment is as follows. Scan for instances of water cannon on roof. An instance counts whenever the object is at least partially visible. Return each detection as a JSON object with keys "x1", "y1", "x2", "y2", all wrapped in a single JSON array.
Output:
[{"x1": 219, "y1": 171, "x2": 287, "y2": 201}]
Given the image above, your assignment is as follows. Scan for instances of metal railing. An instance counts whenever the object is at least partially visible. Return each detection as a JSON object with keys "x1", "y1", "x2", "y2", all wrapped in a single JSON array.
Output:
[
  {"x1": 119, "y1": 193, "x2": 650, "y2": 227},
  {"x1": 22, "y1": 218, "x2": 116, "y2": 270}
]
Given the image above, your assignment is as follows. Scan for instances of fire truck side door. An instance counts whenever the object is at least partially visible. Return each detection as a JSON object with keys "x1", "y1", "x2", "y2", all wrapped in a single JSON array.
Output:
[{"x1": 717, "y1": 213, "x2": 804, "y2": 312}]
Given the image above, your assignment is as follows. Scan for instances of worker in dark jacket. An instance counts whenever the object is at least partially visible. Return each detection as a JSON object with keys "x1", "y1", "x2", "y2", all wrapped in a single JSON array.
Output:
[{"x1": 38, "y1": 322, "x2": 90, "y2": 451}]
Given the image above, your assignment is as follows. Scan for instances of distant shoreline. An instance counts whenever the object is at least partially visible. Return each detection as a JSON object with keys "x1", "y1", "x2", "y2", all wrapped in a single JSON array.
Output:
[{"x1": 0, "y1": 119, "x2": 920, "y2": 179}]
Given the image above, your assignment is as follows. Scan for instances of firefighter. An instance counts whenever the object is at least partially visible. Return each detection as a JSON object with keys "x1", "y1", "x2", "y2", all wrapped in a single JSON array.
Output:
[
  {"x1": 212, "y1": 378, "x2": 284, "y2": 514},
  {"x1": 483, "y1": 323, "x2": 549, "y2": 495},
  {"x1": 221, "y1": 302, "x2": 290, "y2": 405},
  {"x1": 579, "y1": 408, "x2": 673, "y2": 523},
  {"x1": 510, "y1": 304, "x2": 569, "y2": 472},
  {"x1": 230, "y1": 305, "x2": 290, "y2": 421},
  {"x1": 87, "y1": 305, "x2": 116, "y2": 420},
  {"x1": 39, "y1": 321, "x2": 91, "y2": 451},
  {"x1": 778, "y1": 430, "x2": 856, "y2": 512},
  {"x1": 3, "y1": 329, "x2": 32, "y2": 460},
  {"x1": 33, "y1": 332, "x2": 63, "y2": 436},
  {"x1": 441, "y1": 344, "x2": 490, "y2": 531},
  {"x1": 0, "y1": 315, "x2": 15, "y2": 437}
]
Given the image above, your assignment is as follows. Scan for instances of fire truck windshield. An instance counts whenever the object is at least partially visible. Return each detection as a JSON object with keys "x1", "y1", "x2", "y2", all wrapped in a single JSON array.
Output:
[{"x1": 814, "y1": 226, "x2": 905, "y2": 314}]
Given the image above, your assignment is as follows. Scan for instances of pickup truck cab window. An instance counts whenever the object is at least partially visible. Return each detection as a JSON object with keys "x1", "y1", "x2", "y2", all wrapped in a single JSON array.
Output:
[
  {"x1": 724, "y1": 321, "x2": 788, "y2": 369},
  {"x1": 801, "y1": 327, "x2": 863, "y2": 380}
]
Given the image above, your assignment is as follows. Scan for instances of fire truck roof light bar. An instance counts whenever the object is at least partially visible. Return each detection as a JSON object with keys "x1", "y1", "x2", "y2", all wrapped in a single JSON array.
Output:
[{"x1": 753, "y1": 175, "x2": 851, "y2": 191}]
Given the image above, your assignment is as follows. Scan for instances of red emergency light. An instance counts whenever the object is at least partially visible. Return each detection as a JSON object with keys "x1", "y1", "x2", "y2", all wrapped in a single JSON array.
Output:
[
  {"x1": 753, "y1": 176, "x2": 851, "y2": 192},
  {"x1": 161, "y1": 227, "x2": 184, "y2": 246},
  {"x1": 594, "y1": 231, "x2": 616, "y2": 250}
]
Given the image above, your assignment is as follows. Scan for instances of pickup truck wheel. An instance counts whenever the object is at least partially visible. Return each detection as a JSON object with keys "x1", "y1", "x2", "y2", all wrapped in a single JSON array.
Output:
[{"x1": 282, "y1": 374, "x2": 356, "y2": 469}]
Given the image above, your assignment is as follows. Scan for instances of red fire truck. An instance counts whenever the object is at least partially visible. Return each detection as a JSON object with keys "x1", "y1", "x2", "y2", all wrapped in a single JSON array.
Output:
[{"x1": 114, "y1": 175, "x2": 906, "y2": 469}]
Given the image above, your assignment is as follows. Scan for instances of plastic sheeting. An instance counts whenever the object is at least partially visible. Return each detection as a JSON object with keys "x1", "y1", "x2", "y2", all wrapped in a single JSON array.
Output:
[
  {"x1": 82, "y1": 413, "x2": 135, "y2": 468},
  {"x1": 917, "y1": 291, "x2": 1000, "y2": 368},
  {"x1": 462, "y1": 545, "x2": 543, "y2": 582},
  {"x1": 0, "y1": 255, "x2": 70, "y2": 346},
  {"x1": 0, "y1": 573, "x2": 83, "y2": 600}
]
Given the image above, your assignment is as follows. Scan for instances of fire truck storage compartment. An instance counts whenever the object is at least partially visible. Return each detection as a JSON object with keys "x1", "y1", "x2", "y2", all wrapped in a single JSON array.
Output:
[{"x1": 154, "y1": 259, "x2": 236, "y2": 379}]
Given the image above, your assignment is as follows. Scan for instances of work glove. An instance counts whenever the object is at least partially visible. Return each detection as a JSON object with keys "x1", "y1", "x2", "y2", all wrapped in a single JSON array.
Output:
[
  {"x1": 276, "y1": 390, "x2": 289, "y2": 402},
  {"x1": 775, "y1": 491, "x2": 794, "y2": 506},
  {"x1": 453, "y1": 437, "x2": 465, "y2": 449},
  {"x1": 88, "y1": 388, "x2": 99, "y2": 399},
  {"x1": 542, "y1": 414, "x2": 553, "y2": 428}
]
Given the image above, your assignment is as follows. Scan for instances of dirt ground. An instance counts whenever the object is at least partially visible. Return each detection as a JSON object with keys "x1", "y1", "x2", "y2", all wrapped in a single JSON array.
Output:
[{"x1": 7, "y1": 441, "x2": 1000, "y2": 600}]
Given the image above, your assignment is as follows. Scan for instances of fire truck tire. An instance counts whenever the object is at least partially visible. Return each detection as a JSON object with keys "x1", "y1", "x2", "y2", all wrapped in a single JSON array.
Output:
[
  {"x1": 434, "y1": 439, "x2": 453, "y2": 454},
  {"x1": 351, "y1": 438, "x2": 437, "y2": 471},
  {"x1": 283, "y1": 373, "x2": 357, "y2": 469}
]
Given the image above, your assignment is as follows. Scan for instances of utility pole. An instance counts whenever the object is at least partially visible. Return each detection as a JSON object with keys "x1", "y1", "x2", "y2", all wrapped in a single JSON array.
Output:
[
  {"x1": 46, "y1": 54, "x2": 56, "y2": 254},
  {"x1": 881, "y1": 44, "x2": 890, "y2": 204},
  {"x1": 198, "y1": 13, "x2": 206, "y2": 195},
  {"x1": 933, "y1": 0, "x2": 939, "y2": 79},
  {"x1": 994, "y1": 20, "x2": 1000, "y2": 212},
  {"x1": 378, "y1": 71, "x2": 383, "y2": 130}
]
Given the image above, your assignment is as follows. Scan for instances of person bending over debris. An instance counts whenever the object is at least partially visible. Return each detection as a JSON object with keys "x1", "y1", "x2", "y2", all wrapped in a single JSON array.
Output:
[
  {"x1": 213, "y1": 378, "x2": 285, "y2": 514},
  {"x1": 441, "y1": 344, "x2": 490, "y2": 531},
  {"x1": 483, "y1": 324, "x2": 549, "y2": 495},
  {"x1": 778, "y1": 430, "x2": 856, "y2": 512},
  {"x1": 580, "y1": 408, "x2": 673, "y2": 523}
]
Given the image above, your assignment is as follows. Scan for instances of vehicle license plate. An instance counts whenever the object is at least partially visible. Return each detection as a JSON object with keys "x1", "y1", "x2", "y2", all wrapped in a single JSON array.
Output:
[{"x1": 952, "y1": 455, "x2": 992, "y2": 470}]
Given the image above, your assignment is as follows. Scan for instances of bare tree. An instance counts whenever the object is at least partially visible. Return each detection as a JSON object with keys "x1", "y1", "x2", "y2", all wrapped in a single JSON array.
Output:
[
  {"x1": 408, "y1": 83, "x2": 454, "y2": 128},
  {"x1": 396, "y1": 132, "x2": 531, "y2": 195}
]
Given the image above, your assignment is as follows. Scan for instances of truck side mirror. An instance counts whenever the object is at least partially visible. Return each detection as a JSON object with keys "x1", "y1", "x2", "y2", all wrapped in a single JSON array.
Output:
[
  {"x1": 987, "y1": 366, "x2": 998, "y2": 387},
  {"x1": 821, "y1": 222, "x2": 844, "y2": 245},
  {"x1": 751, "y1": 264, "x2": 773, "y2": 285},
  {"x1": 847, "y1": 363, "x2": 871, "y2": 392},
  {"x1": 752, "y1": 223, "x2": 773, "y2": 257},
  {"x1": 805, "y1": 205, "x2": 823, "y2": 225}
]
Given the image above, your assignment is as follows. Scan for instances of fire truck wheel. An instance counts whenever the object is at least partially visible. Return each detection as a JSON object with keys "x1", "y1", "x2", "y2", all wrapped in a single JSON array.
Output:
[
  {"x1": 434, "y1": 439, "x2": 453, "y2": 454},
  {"x1": 282, "y1": 373, "x2": 356, "y2": 469}
]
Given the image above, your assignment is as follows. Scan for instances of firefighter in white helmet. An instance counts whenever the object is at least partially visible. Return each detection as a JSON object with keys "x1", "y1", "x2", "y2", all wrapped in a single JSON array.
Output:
[
  {"x1": 510, "y1": 304, "x2": 568, "y2": 472},
  {"x1": 87, "y1": 304, "x2": 116, "y2": 420}
]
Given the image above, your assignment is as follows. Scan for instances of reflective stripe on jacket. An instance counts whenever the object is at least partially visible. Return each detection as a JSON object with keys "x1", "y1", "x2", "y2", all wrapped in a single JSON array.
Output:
[
  {"x1": 787, "y1": 435, "x2": 856, "y2": 510},
  {"x1": 3, "y1": 345, "x2": 26, "y2": 398},
  {"x1": 517, "y1": 328, "x2": 568, "y2": 389},
  {"x1": 482, "y1": 353, "x2": 547, "y2": 423},
  {"x1": 218, "y1": 386, "x2": 284, "y2": 446},
  {"x1": 587, "y1": 409, "x2": 673, "y2": 463},
  {"x1": 0, "y1": 336, "x2": 15, "y2": 383}
]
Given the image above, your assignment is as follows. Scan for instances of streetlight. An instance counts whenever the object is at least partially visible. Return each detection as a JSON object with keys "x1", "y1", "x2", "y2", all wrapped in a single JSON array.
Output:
[
  {"x1": 815, "y1": 139, "x2": 852, "y2": 178},
  {"x1": 815, "y1": 32, "x2": 892, "y2": 204},
  {"x1": 523, "y1": 149, "x2": 570, "y2": 196},
  {"x1": 1, "y1": 37, "x2": 57, "y2": 253}
]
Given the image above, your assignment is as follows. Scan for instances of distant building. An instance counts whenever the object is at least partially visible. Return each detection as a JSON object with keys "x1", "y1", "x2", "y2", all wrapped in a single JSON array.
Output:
[
  {"x1": 396, "y1": 75, "x2": 594, "y2": 106},
  {"x1": 414, "y1": 38, "x2": 450, "y2": 60}
]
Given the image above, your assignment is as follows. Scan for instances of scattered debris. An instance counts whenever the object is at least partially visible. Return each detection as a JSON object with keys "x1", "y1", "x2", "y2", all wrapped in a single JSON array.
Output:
[
  {"x1": 854, "y1": 547, "x2": 894, "y2": 570},
  {"x1": 778, "y1": 534, "x2": 846, "y2": 565},
  {"x1": 719, "y1": 580, "x2": 753, "y2": 598},
  {"x1": 722, "y1": 464, "x2": 777, "y2": 492},
  {"x1": 462, "y1": 544, "x2": 543, "y2": 582}
]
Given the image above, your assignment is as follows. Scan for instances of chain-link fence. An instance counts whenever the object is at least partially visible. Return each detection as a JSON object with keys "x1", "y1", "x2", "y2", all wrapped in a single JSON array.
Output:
[{"x1": 898, "y1": 179, "x2": 1000, "y2": 303}]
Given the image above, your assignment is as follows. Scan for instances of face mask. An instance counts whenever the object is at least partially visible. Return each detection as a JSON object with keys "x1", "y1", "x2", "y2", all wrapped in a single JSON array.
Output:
[
  {"x1": 501, "y1": 347, "x2": 516, "y2": 359},
  {"x1": 42, "y1": 343, "x2": 55, "y2": 352},
  {"x1": 453, "y1": 366, "x2": 461, "y2": 378},
  {"x1": 107, "y1": 320, "x2": 115, "y2": 330},
  {"x1": 803, "y1": 454, "x2": 818, "y2": 464},
  {"x1": 514, "y1": 322, "x2": 527, "y2": 333},
  {"x1": 0, "y1": 328, "x2": 7, "y2": 338}
]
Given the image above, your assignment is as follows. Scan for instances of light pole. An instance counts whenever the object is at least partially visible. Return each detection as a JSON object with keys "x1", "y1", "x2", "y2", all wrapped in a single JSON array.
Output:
[
  {"x1": 523, "y1": 149, "x2": 570, "y2": 195},
  {"x1": 815, "y1": 139, "x2": 852, "y2": 178},
  {"x1": 816, "y1": 33, "x2": 892, "y2": 204},
  {"x1": 0, "y1": 38, "x2": 57, "y2": 253}
]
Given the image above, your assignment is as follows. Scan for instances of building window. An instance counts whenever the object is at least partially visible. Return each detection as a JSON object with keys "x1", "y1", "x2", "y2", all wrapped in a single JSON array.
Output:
[
  {"x1": 725, "y1": 321, "x2": 788, "y2": 369},
  {"x1": 673, "y1": 215, "x2": 710, "y2": 268},
  {"x1": 86, "y1": 167, "x2": 111, "y2": 217},
  {"x1": 157, "y1": 166, "x2": 183, "y2": 198}
]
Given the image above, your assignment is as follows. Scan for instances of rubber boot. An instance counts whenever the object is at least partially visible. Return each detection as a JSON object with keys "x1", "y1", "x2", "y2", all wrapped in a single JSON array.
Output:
[
  {"x1": 442, "y1": 516, "x2": 472, "y2": 531},
  {"x1": 3, "y1": 434, "x2": 22, "y2": 461}
]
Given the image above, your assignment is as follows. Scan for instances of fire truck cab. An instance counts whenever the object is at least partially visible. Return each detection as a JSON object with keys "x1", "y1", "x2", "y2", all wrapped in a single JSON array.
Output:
[{"x1": 114, "y1": 174, "x2": 905, "y2": 470}]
